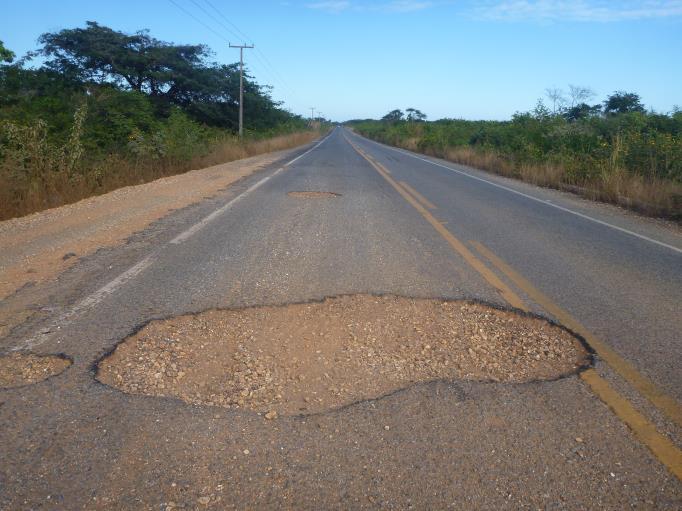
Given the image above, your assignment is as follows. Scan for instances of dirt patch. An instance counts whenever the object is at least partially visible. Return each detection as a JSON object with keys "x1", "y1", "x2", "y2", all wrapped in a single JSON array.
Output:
[
  {"x1": 0, "y1": 353, "x2": 71, "y2": 388},
  {"x1": 287, "y1": 191, "x2": 341, "y2": 198},
  {"x1": 97, "y1": 295, "x2": 590, "y2": 416}
]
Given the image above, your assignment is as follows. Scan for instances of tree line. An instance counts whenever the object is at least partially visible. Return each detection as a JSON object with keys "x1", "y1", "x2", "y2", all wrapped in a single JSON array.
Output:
[
  {"x1": 0, "y1": 24, "x2": 317, "y2": 219},
  {"x1": 350, "y1": 90, "x2": 681, "y2": 219},
  {"x1": 1, "y1": 23, "x2": 304, "y2": 142}
]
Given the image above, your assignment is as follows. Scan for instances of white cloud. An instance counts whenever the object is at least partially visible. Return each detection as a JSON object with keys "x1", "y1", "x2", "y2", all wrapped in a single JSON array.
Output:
[
  {"x1": 306, "y1": 1, "x2": 352, "y2": 13},
  {"x1": 475, "y1": 0, "x2": 682, "y2": 22},
  {"x1": 385, "y1": 1, "x2": 434, "y2": 12},
  {"x1": 305, "y1": 0, "x2": 436, "y2": 13}
]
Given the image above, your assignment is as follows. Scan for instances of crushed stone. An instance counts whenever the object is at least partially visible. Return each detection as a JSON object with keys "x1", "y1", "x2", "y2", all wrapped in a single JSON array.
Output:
[
  {"x1": 0, "y1": 352, "x2": 71, "y2": 388},
  {"x1": 97, "y1": 295, "x2": 590, "y2": 415}
]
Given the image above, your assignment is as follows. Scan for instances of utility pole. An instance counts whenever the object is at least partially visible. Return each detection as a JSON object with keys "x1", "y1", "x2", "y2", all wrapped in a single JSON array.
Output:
[
  {"x1": 310, "y1": 107, "x2": 315, "y2": 123},
  {"x1": 229, "y1": 43, "x2": 254, "y2": 137}
]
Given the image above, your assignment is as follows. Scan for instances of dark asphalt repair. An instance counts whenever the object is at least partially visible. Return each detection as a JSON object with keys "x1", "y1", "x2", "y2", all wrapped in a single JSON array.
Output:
[
  {"x1": 287, "y1": 190, "x2": 342, "y2": 198},
  {"x1": 0, "y1": 128, "x2": 680, "y2": 509}
]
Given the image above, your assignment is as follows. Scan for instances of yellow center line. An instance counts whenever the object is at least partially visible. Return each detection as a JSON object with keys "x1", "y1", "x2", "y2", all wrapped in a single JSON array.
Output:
[
  {"x1": 580, "y1": 368, "x2": 682, "y2": 479},
  {"x1": 347, "y1": 135, "x2": 682, "y2": 480},
  {"x1": 398, "y1": 181, "x2": 438, "y2": 210},
  {"x1": 470, "y1": 240, "x2": 682, "y2": 480},
  {"x1": 346, "y1": 137, "x2": 526, "y2": 312},
  {"x1": 470, "y1": 240, "x2": 682, "y2": 429}
]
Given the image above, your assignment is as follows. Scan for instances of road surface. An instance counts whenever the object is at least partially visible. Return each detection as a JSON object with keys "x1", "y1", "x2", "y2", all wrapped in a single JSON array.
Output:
[{"x1": 1, "y1": 127, "x2": 681, "y2": 509}]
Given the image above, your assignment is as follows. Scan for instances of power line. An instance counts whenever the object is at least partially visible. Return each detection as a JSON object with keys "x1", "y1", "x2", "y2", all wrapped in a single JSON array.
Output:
[
  {"x1": 167, "y1": 0, "x2": 276, "y2": 90},
  {"x1": 167, "y1": 0, "x2": 304, "y2": 114},
  {"x1": 254, "y1": 48, "x2": 297, "y2": 99},
  {"x1": 166, "y1": 0, "x2": 230, "y2": 45},
  {"x1": 189, "y1": 0, "x2": 243, "y2": 42},
  {"x1": 202, "y1": 0, "x2": 253, "y2": 43},
  {"x1": 199, "y1": 0, "x2": 300, "y2": 103}
]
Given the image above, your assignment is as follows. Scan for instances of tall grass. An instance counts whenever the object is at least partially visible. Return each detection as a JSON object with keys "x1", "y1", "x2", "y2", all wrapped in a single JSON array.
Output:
[
  {"x1": 438, "y1": 146, "x2": 682, "y2": 216},
  {"x1": 354, "y1": 116, "x2": 682, "y2": 220},
  {"x1": 0, "y1": 107, "x2": 323, "y2": 220}
]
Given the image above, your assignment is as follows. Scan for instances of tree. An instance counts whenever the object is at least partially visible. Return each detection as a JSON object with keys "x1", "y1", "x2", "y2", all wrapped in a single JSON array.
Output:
[
  {"x1": 545, "y1": 87, "x2": 566, "y2": 114},
  {"x1": 405, "y1": 108, "x2": 426, "y2": 122},
  {"x1": 532, "y1": 99, "x2": 551, "y2": 120},
  {"x1": 381, "y1": 109, "x2": 404, "y2": 122},
  {"x1": 564, "y1": 102, "x2": 601, "y2": 121},
  {"x1": 603, "y1": 91, "x2": 645, "y2": 115},
  {"x1": 568, "y1": 85, "x2": 595, "y2": 108},
  {"x1": 36, "y1": 22, "x2": 229, "y2": 107},
  {"x1": 0, "y1": 40, "x2": 14, "y2": 63},
  {"x1": 26, "y1": 22, "x2": 295, "y2": 131}
]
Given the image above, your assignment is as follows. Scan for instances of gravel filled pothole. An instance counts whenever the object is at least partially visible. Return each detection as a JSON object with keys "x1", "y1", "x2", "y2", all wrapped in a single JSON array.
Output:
[
  {"x1": 287, "y1": 191, "x2": 341, "y2": 198},
  {"x1": 97, "y1": 295, "x2": 590, "y2": 416},
  {"x1": 0, "y1": 353, "x2": 72, "y2": 388}
]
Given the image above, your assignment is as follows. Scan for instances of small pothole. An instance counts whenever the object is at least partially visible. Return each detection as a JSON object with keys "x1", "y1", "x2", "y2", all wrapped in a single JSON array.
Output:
[
  {"x1": 287, "y1": 191, "x2": 341, "y2": 198},
  {"x1": 97, "y1": 295, "x2": 590, "y2": 416},
  {"x1": 0, "y1": 353, "x2": 72, "y2": 388}
]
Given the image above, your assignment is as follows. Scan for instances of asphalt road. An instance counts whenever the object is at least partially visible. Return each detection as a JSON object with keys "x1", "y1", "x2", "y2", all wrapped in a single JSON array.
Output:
[{"x1": 1, "y1": 126, "x2": 681, "y2": 509}]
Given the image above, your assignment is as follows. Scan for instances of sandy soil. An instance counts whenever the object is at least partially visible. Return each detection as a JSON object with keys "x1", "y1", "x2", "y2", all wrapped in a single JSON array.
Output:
[
  {"x1": 0, "y1": 353, "x2": 71, "y2": 388},
  {"x1": 97, "y1": 295, "x2": 590, "y2": 416}
]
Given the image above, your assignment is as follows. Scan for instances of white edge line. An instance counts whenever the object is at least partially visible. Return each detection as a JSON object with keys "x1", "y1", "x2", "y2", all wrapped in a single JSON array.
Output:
[
  {"x1": 14, "y1": 255, "x2": 154, "y2": 351},
  {"x1": 171, "y1": 129, "x2": 333, "y2": 245},
  {"x1": 13, "y1": 130, "x2": 335, "y2": 350},
  {"x1": 284, "y1": 128, "x2": 333, "y2": 167},
  {"x1": 350, "y1": 131, "x2": 682, "y2": 255},
  {"x1": 170, "y1": 167, "x2": 283, "y2": 244}
]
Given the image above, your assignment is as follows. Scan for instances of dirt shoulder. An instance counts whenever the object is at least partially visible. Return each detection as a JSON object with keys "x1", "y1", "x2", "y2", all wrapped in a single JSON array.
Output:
[{"x1": 0, "y1": 144, "x2": 307, "y2": 304}]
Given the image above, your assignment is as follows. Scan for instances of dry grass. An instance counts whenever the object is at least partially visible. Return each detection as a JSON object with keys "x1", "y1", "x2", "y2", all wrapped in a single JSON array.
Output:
[
  {"x1": 442, "y1": 146, "x2": 516, "y2": 178},
  {"x1": 392, "y1": 141, "x2": 681, "y2": 220},
  {"x1": 592, "y1": 171, "x2": 682, "y2": 218},
  {"x1": 0, "y1": 130, "x2": 321, "y2": 221},
  {"x1": 194, "y1": 131, "x2": 321, "y2": 168}
]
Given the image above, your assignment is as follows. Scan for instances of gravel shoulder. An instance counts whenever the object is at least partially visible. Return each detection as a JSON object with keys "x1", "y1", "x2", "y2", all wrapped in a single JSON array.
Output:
[
  {"x1": 0, "y1": 146, "x2": 308, "y2": 339},
  {"x1": 0, "y1": 148, "x2": 301, "y2": 301}
]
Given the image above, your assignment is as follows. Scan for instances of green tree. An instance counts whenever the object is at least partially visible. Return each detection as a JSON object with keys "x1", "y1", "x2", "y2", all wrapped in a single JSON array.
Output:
[
  {"x1": 382, "y1": 109, "x2": 404, "y2": 122},
  {"x1": 604, "y1": 91, "x2": 645, "y2": 115},
  {"x1": 28, "y1": 22, "x2": 293, "y2": 132},
  {"x1": 0, "y1": 40, "x2": 14, "y2": 63},
  {"x1": 37, "y1": 22, "x2": 212, "y2": 99},
  {"x1": 406, "y1": 108, "x2": 426, "y2": 122},
  {"x1": 564, "y1": 102, "x2": 602, "y2": 121}
]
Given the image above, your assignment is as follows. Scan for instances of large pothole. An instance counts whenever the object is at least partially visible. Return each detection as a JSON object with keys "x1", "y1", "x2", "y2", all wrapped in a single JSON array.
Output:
[
  {"x1": 0, "y1": 352, "x2": 72, "y2": 388},
  {"x1": 97, "y1": 295, "x2": 590, "y2": 416}
]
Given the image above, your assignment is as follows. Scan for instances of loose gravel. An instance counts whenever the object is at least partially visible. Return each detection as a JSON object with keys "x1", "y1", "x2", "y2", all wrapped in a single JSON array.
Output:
[
  {"x1": 0, "y1": 353, "x2": 71, "y2": 388},
  {"x1": 97, "y1": 295, "x2": 590, "y2": 416}
]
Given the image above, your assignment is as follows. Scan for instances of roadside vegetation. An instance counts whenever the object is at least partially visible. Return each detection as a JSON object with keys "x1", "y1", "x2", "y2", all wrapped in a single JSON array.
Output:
[
  {"x1": 0, "y1": 25, "x2": 324, "y2": 220},
  {"x1": 350, "y1": 91, "x2": 682, "y2": 219}
]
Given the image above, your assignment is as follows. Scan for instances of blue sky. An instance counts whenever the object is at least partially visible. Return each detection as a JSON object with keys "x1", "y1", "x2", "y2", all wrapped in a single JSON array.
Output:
[{"x1": 2, "y1": 1, "x2": 681, "y2": 121}]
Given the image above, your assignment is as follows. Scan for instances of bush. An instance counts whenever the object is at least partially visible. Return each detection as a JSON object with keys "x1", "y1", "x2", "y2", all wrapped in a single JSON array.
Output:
[{"x1": 352, "y1": 106, "x2": 682, "y2": 219}]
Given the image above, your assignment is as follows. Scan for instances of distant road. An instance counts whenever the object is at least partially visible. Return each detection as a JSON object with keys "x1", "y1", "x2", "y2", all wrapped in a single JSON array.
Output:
[{"x1": 1, "y1": 126, "x2": 680, "y2": 509}]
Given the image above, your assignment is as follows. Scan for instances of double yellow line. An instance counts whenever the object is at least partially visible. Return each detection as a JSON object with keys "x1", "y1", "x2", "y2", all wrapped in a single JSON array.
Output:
[{"x1": 346, "y1": 135, "x2": 682, "y2": 479}]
